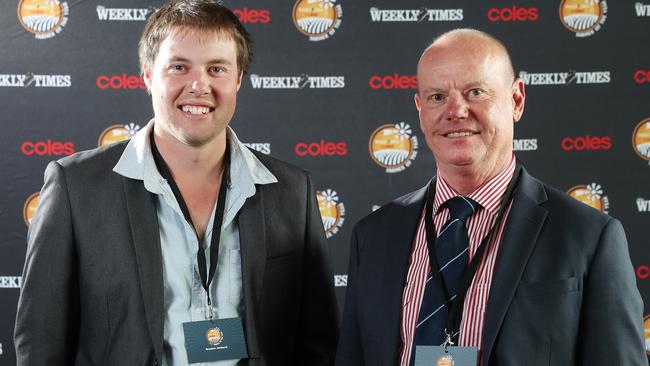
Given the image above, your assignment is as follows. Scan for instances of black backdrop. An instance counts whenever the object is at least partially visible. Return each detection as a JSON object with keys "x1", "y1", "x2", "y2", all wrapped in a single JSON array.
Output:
[{"x1": 1, "y1": 0, "x2": 649, "y2": 363}]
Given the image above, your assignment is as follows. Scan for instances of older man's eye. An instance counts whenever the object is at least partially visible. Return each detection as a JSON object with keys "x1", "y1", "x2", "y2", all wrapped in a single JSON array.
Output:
[
  {"x1": 429, "y1": 94, "x2": 445, "y2": 102},
  {"x1": 469, "y1": 88, "x2": 485, "y2": 96}
]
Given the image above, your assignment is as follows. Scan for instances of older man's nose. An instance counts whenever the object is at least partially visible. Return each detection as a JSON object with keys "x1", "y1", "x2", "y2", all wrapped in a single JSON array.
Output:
[{"x1": 446, "y1": 95, "x2": 469, "y2": 121}]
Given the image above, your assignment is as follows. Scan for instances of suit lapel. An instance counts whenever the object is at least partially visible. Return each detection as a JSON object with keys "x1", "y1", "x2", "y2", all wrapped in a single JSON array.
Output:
[
  {"x1": 481, "y1": 170, "x2": 548, "y2": 365},
  {"x1": 237, "y1": 187, "x2": 266, "y2": 359},
  {"x1": 122, "y1": 176, "x2": 164, "y2": 359},
  {"x1": 381, "y1": 186, "x2": 428, "y2": 365}
]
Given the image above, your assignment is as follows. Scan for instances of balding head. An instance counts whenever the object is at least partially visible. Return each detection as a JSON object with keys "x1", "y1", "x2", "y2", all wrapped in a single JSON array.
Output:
[
  {"x1": 413, "y1": 28, "x2": 526, "y2": 194},
  {"x1": 418, "y1": 29, "x2": 516, "y2": 91}
]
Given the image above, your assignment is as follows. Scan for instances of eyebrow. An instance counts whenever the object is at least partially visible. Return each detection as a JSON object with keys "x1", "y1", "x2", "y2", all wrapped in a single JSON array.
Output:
[
  {"x1": 419, "y1": 82, "x2": 491, "y2": 94},
  {"x1": 418, "y1": 87, "x2": 445, "y2": 95},
  {"x1": 167, "y1": 56, "x2": 234, "y2": 65}
]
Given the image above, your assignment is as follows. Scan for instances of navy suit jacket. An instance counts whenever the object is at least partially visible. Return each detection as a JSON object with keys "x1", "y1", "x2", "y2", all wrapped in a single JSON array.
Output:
[{"x1": 336, "y1": 167, "x2": 646, "y2": 366}]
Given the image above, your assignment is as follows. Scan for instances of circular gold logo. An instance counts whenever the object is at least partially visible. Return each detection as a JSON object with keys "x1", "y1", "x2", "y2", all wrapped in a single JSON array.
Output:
[
  {"x1": 23, "y1": 192, "x2": 40, "y2": 227},
  {"x1": 632, "y1": 118, "x2": 650, "y2": 162},
  {"x1": 316, "y1": 189, "x2": 345, "y2": 238},
  {"x1": 292, "y1": 0, "x2": 342, "y2": 41},
  {"x1": 369, "y1": 122, "x2": 418, "y2": 173},
  {"x1": 206, "y1": 327, "x2": 223, "y2": 346},
  {"x1": 18, "y1": 0, "x2": 69, "y2": 39},
  {"x1": 437, "y1": 354, "x2": 454, "y2": 366},
  {"x1": 567, "y1": 183, "x2": 609, "y2": 213},
  {"x1": 97, "y1": 123, "x2": 140, "y2": 147},
  {"x1": 559, "y1": 0, "x2": 607, "y2": 37}
]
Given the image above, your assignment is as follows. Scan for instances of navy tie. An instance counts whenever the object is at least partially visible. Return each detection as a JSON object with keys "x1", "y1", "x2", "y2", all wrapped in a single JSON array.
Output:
[{"x1": 412, "y1": 196, "x2": 478, "y2": 357}]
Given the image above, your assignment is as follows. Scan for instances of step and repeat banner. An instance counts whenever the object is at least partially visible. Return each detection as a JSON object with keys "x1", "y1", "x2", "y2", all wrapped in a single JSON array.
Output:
[{"x1": 1, "y1": 0, "x2": 649, "y2": 363}]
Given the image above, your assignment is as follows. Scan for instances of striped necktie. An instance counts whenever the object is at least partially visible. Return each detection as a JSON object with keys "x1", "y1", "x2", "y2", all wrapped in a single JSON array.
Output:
[{"x1": 412, "y1": 196, "x2": 478, "y2": 359}]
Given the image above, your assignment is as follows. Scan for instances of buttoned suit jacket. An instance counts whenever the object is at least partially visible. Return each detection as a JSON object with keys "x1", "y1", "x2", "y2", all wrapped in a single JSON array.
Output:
[
  {"x1": 14, "y1": 140, "x2": 339, "y2": 366},
  {"x1": 335, "y1": 167, "x2": 646, "y2": 366}
]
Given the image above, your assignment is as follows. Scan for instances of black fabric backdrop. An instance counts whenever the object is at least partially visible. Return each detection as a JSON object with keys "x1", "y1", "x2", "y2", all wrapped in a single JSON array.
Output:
[{"x1": 1, "y1": 0, "x2": 649, "y2": 363}]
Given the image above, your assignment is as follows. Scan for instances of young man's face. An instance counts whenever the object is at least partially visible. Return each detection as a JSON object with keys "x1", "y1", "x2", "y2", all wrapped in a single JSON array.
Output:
[{"x1": 144, "y1": 27, "x2": 242, "y2": 147}]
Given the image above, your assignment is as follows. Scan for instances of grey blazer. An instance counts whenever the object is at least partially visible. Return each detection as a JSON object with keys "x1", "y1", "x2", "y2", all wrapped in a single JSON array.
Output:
[
  {"x1": 14, "y1": 140, "x2": 339, "y2": 366},
  {"x1": 335, "y1": 167, "x2": 646, "y2": 366}
]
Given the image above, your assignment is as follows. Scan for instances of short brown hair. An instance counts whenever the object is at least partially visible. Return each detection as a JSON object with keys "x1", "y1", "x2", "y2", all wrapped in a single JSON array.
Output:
[{"x1": 138, "y1": 0, "x2": 252, "y2": 75}]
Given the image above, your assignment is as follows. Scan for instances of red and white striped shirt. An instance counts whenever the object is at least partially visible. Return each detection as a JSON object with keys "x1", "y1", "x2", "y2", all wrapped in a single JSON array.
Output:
[{"x1": 398, "y1": 156, "x2": 516, "y2": 365}]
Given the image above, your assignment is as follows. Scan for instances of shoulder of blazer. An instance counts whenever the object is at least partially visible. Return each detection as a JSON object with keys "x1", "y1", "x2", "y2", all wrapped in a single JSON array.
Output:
[
  {"x1": 55, "y1": 140, "x2": 129, "y2": 174},
  {"x1": 518, "y1": 168, "x2": 611, "y2": 228},
  {"x1": 41, "y1": 141, "x2": 132, "y2": 207}
]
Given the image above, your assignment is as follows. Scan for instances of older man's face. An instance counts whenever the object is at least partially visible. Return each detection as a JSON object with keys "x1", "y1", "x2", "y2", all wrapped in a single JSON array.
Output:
[{"x1": 415, "y1": 39, "x2": 524, "y2": 181}]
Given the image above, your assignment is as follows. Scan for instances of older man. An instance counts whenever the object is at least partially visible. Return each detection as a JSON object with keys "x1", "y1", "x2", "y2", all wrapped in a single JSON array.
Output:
[
  {"x1": 336, "y1": 29, "x2": 646, "y2": 366},
  {"x1": 14, "y1": 1, "x2": 338, "y2": 365}
]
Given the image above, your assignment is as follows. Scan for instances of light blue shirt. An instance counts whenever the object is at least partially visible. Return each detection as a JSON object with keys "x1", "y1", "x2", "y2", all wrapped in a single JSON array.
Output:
[{"x1": 113, "y1": 120, "x2": 277, "y2": 366}]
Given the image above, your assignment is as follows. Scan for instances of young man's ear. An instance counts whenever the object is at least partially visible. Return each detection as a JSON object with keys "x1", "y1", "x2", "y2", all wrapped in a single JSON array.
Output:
[{"x1": 142, "y1": 65, "x2": 153, "y2": 94}]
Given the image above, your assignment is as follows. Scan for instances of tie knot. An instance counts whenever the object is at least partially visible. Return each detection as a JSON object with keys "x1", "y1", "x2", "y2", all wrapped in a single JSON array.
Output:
[{"x1": 446, "y1": 196, "x2": 477, "y2": 221}]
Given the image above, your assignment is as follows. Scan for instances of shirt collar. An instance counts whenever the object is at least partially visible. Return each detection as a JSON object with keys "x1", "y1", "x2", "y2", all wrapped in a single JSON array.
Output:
[
  {"x1": 226, "y1": 125, "x2": 278, "y2": 194},
  {"x1": 434, "y1": 154, "x2": 516, "y2": 215},
  {"x1": 113, "y1": 119, "x2": 277, "y2": 195}
]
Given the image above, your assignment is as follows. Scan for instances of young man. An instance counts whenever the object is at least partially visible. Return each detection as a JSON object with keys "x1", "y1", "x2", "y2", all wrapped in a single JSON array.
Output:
[{"x1": 15, "y1": 1, "x2": 338, "y2": 365}]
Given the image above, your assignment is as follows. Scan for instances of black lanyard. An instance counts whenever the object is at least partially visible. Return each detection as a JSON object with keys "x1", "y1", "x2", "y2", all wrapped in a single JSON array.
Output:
[
  {"x1": 424, "y1": 162, "x2": 521, "y2": 343},
  {"x1": 150, "y1": 133, "x2": 230, "y2": 320}
]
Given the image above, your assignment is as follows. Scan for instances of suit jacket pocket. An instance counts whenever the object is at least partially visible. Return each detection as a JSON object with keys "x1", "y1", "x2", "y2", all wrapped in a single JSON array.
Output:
[
  {"x1": 498, "y1": 277, "x2": 582, "y2": 365},
  {"x1": 266, "y1": 252, "x2": 296, "y2": 269},
  {"x1": 514, "y1": 277, "x2": 580, "y2": 298}
]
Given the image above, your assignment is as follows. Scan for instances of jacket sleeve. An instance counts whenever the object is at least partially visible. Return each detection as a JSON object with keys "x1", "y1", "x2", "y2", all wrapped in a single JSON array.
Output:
[
  {"x1": 298, "y1": 173, "x2": 340, "y2": 365},
  {"x1": 335, "y1": 224, "x2": 365, "y2": 365},
  {"x1": 14, "y1": 161, "x2": 80, "y2": 365},
  {"x1": 579, "y1": 218, "x2": 648, "y2": 365}
]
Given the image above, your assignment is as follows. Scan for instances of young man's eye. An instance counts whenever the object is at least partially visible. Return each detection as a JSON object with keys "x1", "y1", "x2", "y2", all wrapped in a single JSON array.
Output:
[{"x1": 209, "y1": 66, "x2": 225, "y2": 73}]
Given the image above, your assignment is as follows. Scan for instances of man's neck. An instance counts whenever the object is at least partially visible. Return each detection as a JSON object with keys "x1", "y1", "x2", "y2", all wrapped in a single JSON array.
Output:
[
  {"x1": 152, "y1": 130, "x2": 227, "y2": 185},
  {"x1": 437, "y1": 155, "x2": 512, "y2": 196},
  {"x1": 151, "y1": 126, "x2": 228, "y2": 240}
]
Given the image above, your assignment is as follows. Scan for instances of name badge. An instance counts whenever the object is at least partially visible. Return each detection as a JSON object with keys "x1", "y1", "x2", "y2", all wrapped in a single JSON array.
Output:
[
  {"x1": 414, "y1": 346, "x2": 478, "y2": 366},
  {"x1": 182, "y1": 317, "x2": 248, "y2": 364}
]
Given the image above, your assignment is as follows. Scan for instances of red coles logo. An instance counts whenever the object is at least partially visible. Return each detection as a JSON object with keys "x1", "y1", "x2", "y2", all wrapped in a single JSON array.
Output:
[
  {"x1": 637, "y1": 265, "x2": 650, "y2": 280},
  {"x1": 634, "y1": 70, "x2": 650, "y2": 84},
  {"x1": 369, "y1": 74, "x2": 417, "y2": 90},
  {"x1": 295, "y1": 141, "x2": 347, "y2": 157},
  {"x1": 487, "y1": 6, "x2": 539, "y2": 22},
  {"x1": 232, "y1": 7, "x2": 270, "y2": 24},
  {"x1": 561, "y1": 135, "x2": 612, "y2": 151},
  {"x1": 21, "y1": 140, "x2": 75, "y2": 156},
  {"x1": 96, "y1": 74, "x2": 146, "y2": 90}
]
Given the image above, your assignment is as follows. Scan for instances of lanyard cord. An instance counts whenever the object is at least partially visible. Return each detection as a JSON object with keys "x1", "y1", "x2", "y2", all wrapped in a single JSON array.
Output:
[
  {"x1": 424, "y1": 162, "x2": 522, "y2": 340},
  {"x1": 150, "y1": 133, "x2": 230, "y2": 320}
]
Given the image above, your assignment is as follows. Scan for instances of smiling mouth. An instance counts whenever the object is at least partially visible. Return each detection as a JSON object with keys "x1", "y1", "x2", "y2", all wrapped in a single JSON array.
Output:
[
  {"x1": 179, "y1": 105, "x2": 214, "y2": 115},
  {"x1": 445, "y1": 131, "x2": 477, "y2": 138}
]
